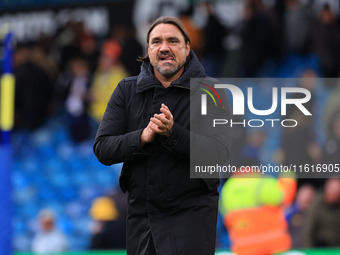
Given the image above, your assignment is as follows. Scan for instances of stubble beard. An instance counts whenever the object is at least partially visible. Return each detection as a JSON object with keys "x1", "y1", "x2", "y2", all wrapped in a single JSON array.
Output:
[
  {"x1": 153, "y1": 51, "x2": 186, "y2": 79},
  {"x1": 155, "y1": 61, "x2": 185, "y2": 79}
]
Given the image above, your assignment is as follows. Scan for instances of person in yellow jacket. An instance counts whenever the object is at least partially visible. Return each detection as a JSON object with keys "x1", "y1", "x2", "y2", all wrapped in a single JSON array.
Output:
[
  {"x1": 220, "y1": 172, "x2": 296, "y2": 255},
  {"x1": 89, "y1": 39, "x2": 129, "y2": 123}
]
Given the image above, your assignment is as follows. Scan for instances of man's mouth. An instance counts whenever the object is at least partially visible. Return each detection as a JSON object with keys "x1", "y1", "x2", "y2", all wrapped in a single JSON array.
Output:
[
  {"x1": 159, "y1": 55, "x2": 175, "y2": 62},
  {"x1": 161, "y1": 56, "x2": 174, "y2": 61}
]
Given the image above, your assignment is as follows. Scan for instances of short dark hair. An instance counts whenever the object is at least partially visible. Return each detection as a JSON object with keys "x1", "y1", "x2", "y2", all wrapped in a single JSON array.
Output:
[{"x1": 138, "y1": 16, "x2": 191, "y2": 62}]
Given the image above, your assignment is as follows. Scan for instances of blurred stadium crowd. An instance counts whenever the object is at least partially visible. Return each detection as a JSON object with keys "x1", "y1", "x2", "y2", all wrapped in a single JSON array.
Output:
[{"x1": 1, "y1": 0, "x2": 340, "y2": 253}]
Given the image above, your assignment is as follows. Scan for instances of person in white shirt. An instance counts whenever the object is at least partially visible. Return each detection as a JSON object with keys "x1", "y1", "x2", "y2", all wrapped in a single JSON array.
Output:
[{"x1": 32, "y1": 208, "x2": 68, "y2": 254}]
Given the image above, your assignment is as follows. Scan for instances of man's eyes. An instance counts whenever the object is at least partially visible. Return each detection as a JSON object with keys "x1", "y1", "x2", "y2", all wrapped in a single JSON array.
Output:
[{"x1": 152, "y1": 40, "x2": 178, "y2": 44}]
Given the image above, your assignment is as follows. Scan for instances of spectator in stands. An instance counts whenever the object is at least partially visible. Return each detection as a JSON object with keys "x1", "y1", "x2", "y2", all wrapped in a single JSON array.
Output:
[
  {"x1": 30, "y1": 40, "x2": 59, "y2": 84},
  {"x1": 32, "y1": 209, "x2": 68, "y2": 254},
  {"x1": 303, "y1": 4, "x2": 340, "y2": 78},
  {"x1": 201, "y1": 2, "x2": 228, "y2": 77},
  {"x1": 304, "y1": 178, "x2": 340, "y2": 247},
  {"x1": 323, "y1": 111, "x2": 340, "y2": 165},
  {"x1": 89, "y1": 194, "x2": 127, "y2": 250},
  {"x1": 111, "y1": 25, "x2": 143, "y2": 76},
  {"x1": 280, "y1": 70, "x2": 323, "y2": 187},
  {"x1": 237, "y1": 0, "x2": 279, "y2": 77},
  {"x1": 324, "y1": 83, "x2": 340, "y2": 138},
  {"x1": 80, "y1": 33, "x2": 100, "y2": 75},
  {"x1": 224, "y1": 116, "x2": 248, "y2": 169},
  {"x1": 89, "y1": 39, "x2": 129, "y2": 124},
  {"x1": 281, "y1": 109, "x2": 314, "y2": 170},
  {"x1": 178, "y1": 6, "x2": 204, "y2": 60},
  {"x1": 286, "y1": 184, "x2": 316, "y2": 248},
  {"x1": 14, "y1": 44, "x2": 54, "y2": 130},
  {"x1": 283, "y1": 0, "x2": 311, "y2": 53},
  {"x1": 57, "y1": 21, "x2": 83, "y2": 73},
  {"x1": 220, "y1": 172, "x2": 297, "y2": 255},
  {"x1": 65, "y1": 57, "x2": 92, "y2": 142},
  {"x1": 240, "y1": 129, "x2": 265, "y2": 167},
  {"x1": 54, "y1": 57, "x2": 92, "y2": 142}
]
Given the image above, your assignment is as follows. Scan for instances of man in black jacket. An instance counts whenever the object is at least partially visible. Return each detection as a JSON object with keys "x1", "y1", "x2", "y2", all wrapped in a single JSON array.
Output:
[{"x1": 94, "y1": 16, "x2": 232, "y2": 255}]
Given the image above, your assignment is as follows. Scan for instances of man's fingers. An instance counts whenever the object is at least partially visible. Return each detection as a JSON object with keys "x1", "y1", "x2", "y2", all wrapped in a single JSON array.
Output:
[
  {"x1": 150, "y1": 104, "x2": 173, "y2": 137},
  {"x1": 151, "y1": 117, "x2": 165, "y2": 129},
  {"x1": 161, "y1": 103, "x2": 169, "y2": 110},
  {"x1": 149, "y1": 122, "x2": 164, "y2": 134},
  {"x1": 160, "y1": 108, "x2": 171, "y2": 119},
  {"x1": 154, "y1": 114, "x2": 169, "y2": 124},
  {"x1": 161, "y1": 104, "x2": 172, "y2": 118},
  {"x1": 149, "y1": 124, "x2": 158, "y2": 133},
  {"x1": 147, "y1": 122, "x2": 157, "y2": 132}
]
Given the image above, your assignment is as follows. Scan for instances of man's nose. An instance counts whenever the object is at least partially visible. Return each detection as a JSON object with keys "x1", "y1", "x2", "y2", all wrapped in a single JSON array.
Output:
[{"x1": 159, "y1": 41, "x2": 170, "y2": 52}]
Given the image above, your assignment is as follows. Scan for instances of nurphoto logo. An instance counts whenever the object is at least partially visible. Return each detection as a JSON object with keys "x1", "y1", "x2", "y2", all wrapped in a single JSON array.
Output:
[{"x1": 201, "y1": 84, "x2": 312, "y2": 128}]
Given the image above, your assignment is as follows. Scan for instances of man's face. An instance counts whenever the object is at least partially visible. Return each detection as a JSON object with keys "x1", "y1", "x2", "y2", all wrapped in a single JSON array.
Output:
[
  {"x1": 40, "y1": 216, "x2": 54, "y2": 232},
  {"x1": 148, "y1": 23, "x2": 190, "y2": 79},
  {"x1": 324, "y1": 179, "x2": 340, "y2": 205}
]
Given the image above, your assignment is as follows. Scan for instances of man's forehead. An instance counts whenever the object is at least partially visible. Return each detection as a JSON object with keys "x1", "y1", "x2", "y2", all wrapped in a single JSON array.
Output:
[{"x1": 149, "y1": 23, "x2": 185, "y2": 41}]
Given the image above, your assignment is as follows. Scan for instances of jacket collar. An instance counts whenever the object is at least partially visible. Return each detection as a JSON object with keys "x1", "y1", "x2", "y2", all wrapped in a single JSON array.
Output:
[{"x1": 136, "y1": 49, "x2": 205, "y2": 93}]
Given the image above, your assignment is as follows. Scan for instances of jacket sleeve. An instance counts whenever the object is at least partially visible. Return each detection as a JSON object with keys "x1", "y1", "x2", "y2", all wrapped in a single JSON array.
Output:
[
  {"x1": 162, "y1": 87, "x2": 232, "y2": 166},
  {"x1": 93, "y1": 80, "x2": 150, "y2": 166}
]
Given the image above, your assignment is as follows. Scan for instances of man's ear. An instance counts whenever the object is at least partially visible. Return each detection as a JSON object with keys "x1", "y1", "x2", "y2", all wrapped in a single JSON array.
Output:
[{"x1": 186, "y1": 42, "x2": 190, "y2": 56}]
